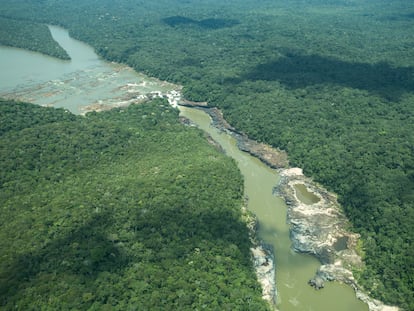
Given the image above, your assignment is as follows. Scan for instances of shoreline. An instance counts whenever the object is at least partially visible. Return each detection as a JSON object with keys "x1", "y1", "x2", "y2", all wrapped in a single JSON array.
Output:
[
  {"x1": 242, "y1": 204, "x2": 278, "y2": 309},
  {"x1": 179, "y1": 101, "x2": 398, "y2": 311},
  {"x1": 179, "y1": 102, "x2": 289, "y2": 169},
  {"x1": 41, "y1": 79, "x2": 398, "y2": 311},
  {"x1": 13, "y1": 59, "x2": 397, "y2": 310},
  {"x1": 3, "y1": 26, "x2": 400, "y2": 311},
  {"x1": 275, "y1": 168, "x2": 399, "y2": 311},
  {"x1": 9, "y1": 71, "x2": 398, "y2": 311}
]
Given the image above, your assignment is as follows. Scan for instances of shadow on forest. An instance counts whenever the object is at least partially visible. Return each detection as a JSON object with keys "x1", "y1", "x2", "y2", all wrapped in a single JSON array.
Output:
[
  {"x1": 162, "y1": 16, "x2": 239, "y2": 29},
  {"x1": 0, "y1": 199, "x2": 251, "y2": 306},
  {"x1": 133, "y1": 203, "x2": 251, "y2": 263},
  {"x1": 239, "y1": 51, "x2": 414, "y2": 100},
  {"x1": 0, "y1": 212, "x2": 130, "y2": 305}
]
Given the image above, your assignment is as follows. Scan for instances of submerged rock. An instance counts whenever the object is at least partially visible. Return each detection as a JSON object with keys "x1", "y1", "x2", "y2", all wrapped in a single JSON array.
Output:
[{"x1": 308, "y1": 276, "x2": 325, "y2": 290}]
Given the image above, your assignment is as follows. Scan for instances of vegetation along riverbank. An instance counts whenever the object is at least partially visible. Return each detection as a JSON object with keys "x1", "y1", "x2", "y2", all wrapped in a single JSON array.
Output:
[
  {"x1": 0, "y1": 0, "x2": 412, "y2": 309},
  {"x1": 180, "y1": 100, "x2": 397, "y2": 311},
  {"x1": 0, "y1": 99, "x2": 271, "y2": 310}
]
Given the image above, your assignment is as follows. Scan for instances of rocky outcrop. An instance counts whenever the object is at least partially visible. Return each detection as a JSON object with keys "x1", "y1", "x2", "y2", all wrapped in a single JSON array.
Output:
[
  {"x1": 178, "y1": 101, "x2": 397, "y2": 311},
  {"x1": 241, "y1": 206, "x2": 277, "y2": 308},
  {"x1": 188, "y1": 106, "x2": 289, "y2": 169},
  {"x1": 314, "y1": 264, "x2": 399, "y2": 311},
  {"x1": 203, "y1": 107, "x2": 237, "y2": 132},
  {"x1": 179, "y1": 98, "x2": 209, "y2": 108},
  {"x1": 274, "y1": 168, "x2": 399, "y2": 311},
  {"x1": 274, "y1": 168, "x2": 363, "y2": 267},
  {"x1": 236, "y1": 137, "x2": 289, "y2": 169},
  {"x1": 308, "y1": 275, "x2": 325, "y2": 290}
]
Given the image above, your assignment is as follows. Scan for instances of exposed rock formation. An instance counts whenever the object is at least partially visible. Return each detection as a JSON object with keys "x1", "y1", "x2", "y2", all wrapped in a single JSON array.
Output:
[
  {"x1": 308, "y1": 275, "x2": 325, "y2": 290},
  {"x1": 241, "y1": 206, "x2": 277, "y2": 308},
  {"x1": 236, "y1": 137, "x2": 289, "y2": 169},
  {"x1": 179, "y1": 98, "x2": 209, "y2": 108},
  {"x1": 274, "y1": 168, "x2": 399, "y2": 311},
  {"x1": 274, "y1": 167, "x2": 363, "y2": 267},
  {"x1": 187, "y1": 105, "x2": 289, "y2": 169},
  {"x1": 251, "y1": 245, "x2": 276, "y2": 306},
  {"x1": 178, "y1": 102, "x2": 398, "y2": 311}
]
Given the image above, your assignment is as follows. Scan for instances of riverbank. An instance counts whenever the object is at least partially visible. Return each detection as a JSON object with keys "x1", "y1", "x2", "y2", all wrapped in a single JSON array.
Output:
[
  {"x1": 179, "y1": 102, "x2": 289, "y2": 169},
  {"x1": 242, "y1": 205, "x2": 277, "y2": 308},
  {"x1": 51, "y1": 83, "x2": 397, "y2": 311},
  {"x1": 178, "y1": 103, "x2": 278, "y2": 308},
  {"x1": 179, "y1": 101, "x2": 398, "y2": 311},
  {"x1": 1, "y1": 24, "x2": 399, "y2": 310},
  {"x1": 275, "y1": 168, "x2": 399, "y2": 311}
]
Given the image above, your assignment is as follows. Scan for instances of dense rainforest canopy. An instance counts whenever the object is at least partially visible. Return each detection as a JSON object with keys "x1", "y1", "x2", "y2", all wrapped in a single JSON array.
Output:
[
  {"x1": 0, "y1": 0, "x2": 413, "y2": 309},
  {"x1": 0, "y1": 99, "x2": 269, "y2": 310},
  {"x1": 0, "y1": 17, "x2": 69, "y2": 60}
]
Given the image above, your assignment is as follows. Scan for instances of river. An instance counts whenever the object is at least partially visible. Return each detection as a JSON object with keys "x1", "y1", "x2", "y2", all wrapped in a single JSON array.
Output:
[
  {"x1": 0, "y1": 26, "x2": 177, "y2": 114},
  {"x1": 0, "y1": 26, "x2": 368, "y2": 311}
]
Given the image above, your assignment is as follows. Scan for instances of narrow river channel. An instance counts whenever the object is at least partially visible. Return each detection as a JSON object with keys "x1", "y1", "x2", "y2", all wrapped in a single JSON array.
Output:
[{"x1": 0, "y1": 26, "x2": 368, "y2": 311}]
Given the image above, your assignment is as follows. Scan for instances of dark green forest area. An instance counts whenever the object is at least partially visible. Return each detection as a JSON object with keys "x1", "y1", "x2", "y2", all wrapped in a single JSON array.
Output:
[
  {"x1": 0, "y1": 0, "x2": 413, "y2": 309},
  {"x1": 0, "y1": 99, "x2": 269, "y2": 310},
  {"x1": 0, "y1": 17, "x2": 69, "y2": 59}
]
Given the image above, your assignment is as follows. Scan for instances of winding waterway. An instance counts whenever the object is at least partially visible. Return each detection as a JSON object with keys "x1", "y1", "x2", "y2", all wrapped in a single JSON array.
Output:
[
  {"x1": 0, "y1": 26, "x2": 176, "y2": 114},
  {"x1": 0, "y1": 26, "x2": 368, "y2": 311}
]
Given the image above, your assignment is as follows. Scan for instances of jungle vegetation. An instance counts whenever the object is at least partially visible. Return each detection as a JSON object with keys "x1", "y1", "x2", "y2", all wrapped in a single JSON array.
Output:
[
  {"x1": 0, "y1": 99, "x2": 269, "y2": 310},
  {"x1": 0, "y1": 0, "x2": 413, "y2": 309},
  {"x1": 0, "y1": 17, "x2": 70, "y2": 60}
]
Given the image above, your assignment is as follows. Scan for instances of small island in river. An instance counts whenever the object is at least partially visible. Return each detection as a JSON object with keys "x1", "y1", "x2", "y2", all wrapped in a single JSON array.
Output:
[{"x1": 275, "y1": 167, "x2": 399, "y2": 311}]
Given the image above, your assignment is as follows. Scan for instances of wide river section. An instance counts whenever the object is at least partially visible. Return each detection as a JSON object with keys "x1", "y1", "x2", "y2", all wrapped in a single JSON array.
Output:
[{"x1": 0, "y1": 25, "x2": 368, "y2": 311}]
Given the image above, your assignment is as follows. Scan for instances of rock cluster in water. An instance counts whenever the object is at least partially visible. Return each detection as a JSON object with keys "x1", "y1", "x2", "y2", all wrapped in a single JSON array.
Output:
[
  {"x1": 176, "y1": 100, "x2": 398, "y2": 311},
  {"x1": 275, "y1": 168, "x2": 363, "y2": 268},
  {"x1": 274, "y1": 168, "x2": 399, "y2": 311},
  {"x1": 180, "y1": 101, "x2": 278, "y2": 308},
  {"x1": 251, "y1": 245, "x2": 276, "y2": 305},
  {"x1": 179, "y1": 102, "x2": 290, "y2": 169},
  {"x1": 241, "y1": 206, "x2": 277, "y2": 308}
]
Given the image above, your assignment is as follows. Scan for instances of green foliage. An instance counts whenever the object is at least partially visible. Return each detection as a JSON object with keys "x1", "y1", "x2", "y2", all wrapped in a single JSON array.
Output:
[
  {"x1": 0, "y1": 0, "x2": 413, "y2": 308},
  {"x1": 221, "y1": 85, "x2": 414, "y2": 308},
  {"x1": 0, "y1": 17, "x2": 70, "y2": 60},
  {"x1": 0, "y1": 100, "x2": 269, "y2": 310}
]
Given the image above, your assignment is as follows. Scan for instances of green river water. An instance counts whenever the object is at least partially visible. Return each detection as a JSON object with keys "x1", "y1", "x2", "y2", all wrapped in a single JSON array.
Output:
[{"x1": 0, "y1": 26, "x2": 368, "y2": 311}]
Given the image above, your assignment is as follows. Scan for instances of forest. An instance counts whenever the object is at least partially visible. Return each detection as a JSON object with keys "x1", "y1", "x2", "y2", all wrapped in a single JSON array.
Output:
[
  {"x1": 0, "y1": 0, "x2": 413, "y2": 309},
  {"x1": 0, "y1": 17, "x2": 69, "y2": 60},
  {"x1": 0, "y1": 99, "x2": 269, "y2": 310}
]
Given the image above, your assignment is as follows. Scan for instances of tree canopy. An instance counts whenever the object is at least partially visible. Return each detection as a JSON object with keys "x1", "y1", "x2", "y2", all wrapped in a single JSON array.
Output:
[
  {"x1": 0, "y1": 17, "x2": 70, "y2": 59},
  {"x1": 0, "y1": 99, "x2": 269, "y2": 310},
  {"x1": 0, "y1": 0, "x2": 413, "y2": 308}
]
